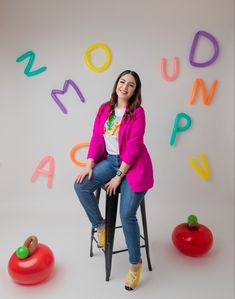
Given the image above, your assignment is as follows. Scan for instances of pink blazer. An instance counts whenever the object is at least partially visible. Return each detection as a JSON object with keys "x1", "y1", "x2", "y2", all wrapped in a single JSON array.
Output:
[{"x1": 87, "y1": 102, "x2": 154, "y2": 192}]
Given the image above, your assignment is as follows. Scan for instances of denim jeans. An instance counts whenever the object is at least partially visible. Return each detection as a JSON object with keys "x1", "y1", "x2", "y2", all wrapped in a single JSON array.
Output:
[{"x1": 74, "y1": 154, "x2": 147, "y2": 264}]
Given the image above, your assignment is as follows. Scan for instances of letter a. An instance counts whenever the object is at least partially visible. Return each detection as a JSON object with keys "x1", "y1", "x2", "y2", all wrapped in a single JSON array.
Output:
[{"x1": 30, "y1": 155, "x2": 55, "y2": 188}]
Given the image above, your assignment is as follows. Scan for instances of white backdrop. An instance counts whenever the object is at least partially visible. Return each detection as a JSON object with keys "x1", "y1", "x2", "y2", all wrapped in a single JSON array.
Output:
[{"x1": 0, "y1": 1, "x2": 234, "y2": 299}]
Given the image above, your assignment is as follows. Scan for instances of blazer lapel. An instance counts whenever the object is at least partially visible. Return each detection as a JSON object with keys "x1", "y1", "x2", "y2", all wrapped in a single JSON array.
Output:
[
  {"x1": 100, "y1": 105, "x2": 110, "y2": 130},
  {"x1": 99, "y1": 104, "x2": 110, "y2": 150},
  {"x1": 118, "y1": 107, "x2": 130, "y2": 150}
]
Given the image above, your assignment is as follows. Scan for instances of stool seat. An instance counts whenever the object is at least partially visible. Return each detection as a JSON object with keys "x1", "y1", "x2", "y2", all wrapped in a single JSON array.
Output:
[{"x1": 90, "y1": 185, "x2": 152, "y2": 281}]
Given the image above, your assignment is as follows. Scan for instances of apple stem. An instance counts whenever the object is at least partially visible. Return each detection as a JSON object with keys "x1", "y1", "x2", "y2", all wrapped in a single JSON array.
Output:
[
  {"x1": 23, "y1": 235, "x2": 39, "y2": 256},
  {"x1": 187, "y1": 215, "x2": 198, "y2": 229}
]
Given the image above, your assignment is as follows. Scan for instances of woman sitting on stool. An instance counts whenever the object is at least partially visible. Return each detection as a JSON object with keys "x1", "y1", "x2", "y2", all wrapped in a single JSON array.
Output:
[{"x1": 74, "y1": 70, "x2": 154, "y2": 291}]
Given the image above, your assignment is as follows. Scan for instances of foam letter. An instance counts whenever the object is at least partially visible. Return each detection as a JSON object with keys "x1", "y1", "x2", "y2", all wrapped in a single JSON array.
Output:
[
  {"x1": 161, "y1": 57, "x2": 179, "y2": 81},
  {"x1": 189, "y1": 153, "x2": 210, "y2": 180},
  {"x1": 170, "y1": 113, "x2": 192, "y2": 146},
  {"x1": 30, "y1": 155, "x2": 55, "y2": 188},
  {"x1": 51, "y1": 79, "x2": 85, "y2": 114},
  {"x1": 190, "y1": 78, "x2": 218, "y2": 105},
  {"x1": 189, "y1": 30, "x2": 219, "y2": 67},
  {"x1": 70, "y1": 143, "x2": 90, "y2": 167}
]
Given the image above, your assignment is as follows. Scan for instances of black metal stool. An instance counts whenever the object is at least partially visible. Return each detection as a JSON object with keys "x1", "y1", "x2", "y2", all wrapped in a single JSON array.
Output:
[{"x1": 90, "y1": 185, "x2": 152, "y2": 281}]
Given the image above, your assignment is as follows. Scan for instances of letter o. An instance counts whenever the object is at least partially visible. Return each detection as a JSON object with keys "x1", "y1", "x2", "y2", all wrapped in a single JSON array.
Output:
[{"x1": 84, "y1": 43, "x2": 112, "y2": 72}]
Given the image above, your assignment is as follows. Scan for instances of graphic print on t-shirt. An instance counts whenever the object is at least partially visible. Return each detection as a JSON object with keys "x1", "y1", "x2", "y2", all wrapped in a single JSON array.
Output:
[{"x1": 103, "y1": 114, "x2": 121, "y2": 138}]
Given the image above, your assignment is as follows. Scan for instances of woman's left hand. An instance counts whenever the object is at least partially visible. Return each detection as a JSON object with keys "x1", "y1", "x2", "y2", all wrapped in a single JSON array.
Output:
[{"x1": 105, "y1": 176, "x2": 122, "y2": 196}]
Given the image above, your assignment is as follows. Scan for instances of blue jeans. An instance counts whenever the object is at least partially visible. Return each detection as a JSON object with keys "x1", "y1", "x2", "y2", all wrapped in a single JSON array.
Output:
[{"x1": 74, "y1": 154, "x2": 147, "y2": 264}]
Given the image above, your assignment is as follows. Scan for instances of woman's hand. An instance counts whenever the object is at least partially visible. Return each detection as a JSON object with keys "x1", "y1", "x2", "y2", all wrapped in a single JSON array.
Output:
[
  {"x1": 75, "y1": 166, "x2": 93, "y2": 184},
  {"x1": 105, "y1": 176, "x2": 122, "y2": 196}
]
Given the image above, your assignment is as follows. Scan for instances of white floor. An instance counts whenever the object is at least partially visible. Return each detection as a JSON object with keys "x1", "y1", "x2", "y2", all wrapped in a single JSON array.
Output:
[{"x1": 0, "y1": 194, "x2": 234, "y2": 299}]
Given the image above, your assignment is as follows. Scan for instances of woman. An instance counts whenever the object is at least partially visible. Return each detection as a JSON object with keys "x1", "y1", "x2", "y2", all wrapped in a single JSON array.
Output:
[{"x1": 74, "y1": 70, "x2": 154, "y2": 290}]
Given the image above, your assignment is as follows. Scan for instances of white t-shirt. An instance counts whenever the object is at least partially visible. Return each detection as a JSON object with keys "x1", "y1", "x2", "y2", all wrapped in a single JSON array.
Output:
[{"x1": 103, "y1": 107, "x2": 125, "y2": 155}]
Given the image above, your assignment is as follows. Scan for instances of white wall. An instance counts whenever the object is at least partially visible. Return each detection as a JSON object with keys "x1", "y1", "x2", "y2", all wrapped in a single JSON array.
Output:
[
  {"x1": 0, "y1": 1, "x2": 234, "y2": 205},
  {"x1": 0, "y1": 0, "x2": 234, "y2": 204},
  {"x1": 0, "y1": 1, "x2": 234, "y2": 298}
]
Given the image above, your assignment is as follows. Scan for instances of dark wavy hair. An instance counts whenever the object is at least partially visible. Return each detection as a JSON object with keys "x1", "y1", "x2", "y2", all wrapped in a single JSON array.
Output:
[{"x1": 106, "y1": 70, "x2": 142, "y2": 120}]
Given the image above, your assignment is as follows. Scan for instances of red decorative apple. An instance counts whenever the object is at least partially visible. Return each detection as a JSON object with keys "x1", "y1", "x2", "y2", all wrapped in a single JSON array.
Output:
[
  {"x1": 8, "y1": 236, "x2": 55, "y2": 285},
  {"x1": 172, "y1": 215, "x2": 213, "y2": 257}
]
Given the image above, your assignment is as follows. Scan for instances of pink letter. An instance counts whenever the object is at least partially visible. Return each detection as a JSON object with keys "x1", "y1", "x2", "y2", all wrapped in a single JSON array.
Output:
[
  {"x1": 30, "y1": 155, "x2": 55, "y2": 188},
  {"x1": 161, "y1": 57, "x2": 179, "y2": 81}
]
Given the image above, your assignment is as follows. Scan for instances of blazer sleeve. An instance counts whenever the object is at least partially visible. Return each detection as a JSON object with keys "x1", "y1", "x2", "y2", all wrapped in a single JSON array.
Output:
[
  {"x1": 87, "y1": 104, "x2": 105, "y2": 163},
  {"x1": 121, "y1": 107, "x2": 146, "y2": 166}
]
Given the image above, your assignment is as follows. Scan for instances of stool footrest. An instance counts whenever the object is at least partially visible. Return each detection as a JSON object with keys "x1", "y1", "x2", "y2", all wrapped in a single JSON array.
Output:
[
  {"x1": 112, "y1": 244, "x2": 146, "y2": 255},
  {"x1": 91, "y1": 235, "x2": 146, "y2": 253},
  {"x1": 112, "y1": 248, "x2": 128, "y2": 254}
]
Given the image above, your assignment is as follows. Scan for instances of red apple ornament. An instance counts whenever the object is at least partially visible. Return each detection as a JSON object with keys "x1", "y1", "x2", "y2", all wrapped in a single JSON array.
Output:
[
  {"x1": 172, "y1": 215, "x2": 213, "y2": 257},
  {"x1": 8, "y1": 236, "x2": 55, "y2": 284}
]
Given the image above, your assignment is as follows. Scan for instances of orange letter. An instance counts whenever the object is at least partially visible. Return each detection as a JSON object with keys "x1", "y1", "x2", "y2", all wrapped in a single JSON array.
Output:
[
  {"x1": 190, "y1": 78, "x2": 218, "y2": 105},
  {"x1": 70, "y1": 142, "x2": 90, "y2": 167}
]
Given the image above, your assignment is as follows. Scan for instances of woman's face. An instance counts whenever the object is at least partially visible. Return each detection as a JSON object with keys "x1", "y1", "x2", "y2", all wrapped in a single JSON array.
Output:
[{"x1": 116, "y1": 74, "x2": 136, "y2": 101}]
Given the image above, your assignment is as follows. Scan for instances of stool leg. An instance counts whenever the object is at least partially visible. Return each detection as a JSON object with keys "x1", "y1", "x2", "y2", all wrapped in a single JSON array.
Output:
[
  {"x1": 89, "y1": 188, "x2": 101, "y2": 257},
  {"x1": 90, "y1": 228, "x2": 95, "y2": 257},
  {"x1": 105, "y1": 192, "x2": 119, "y2": 281},
  {"x1": 140, "y1": 199, "x2": 152, "y2": 271}
]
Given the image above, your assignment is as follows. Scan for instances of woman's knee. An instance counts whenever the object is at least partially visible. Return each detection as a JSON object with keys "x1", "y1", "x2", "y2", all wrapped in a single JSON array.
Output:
[{"x1": 74, "y1": 178, "x2": 90, "y2": 194}]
